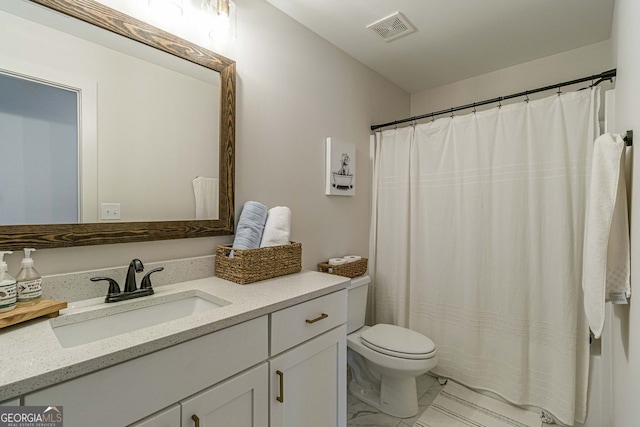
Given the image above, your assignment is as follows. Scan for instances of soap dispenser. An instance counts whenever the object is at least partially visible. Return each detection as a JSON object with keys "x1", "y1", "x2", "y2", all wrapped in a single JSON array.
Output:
[
  {"x1": 16, "y1": 248, "x2": 42, "y2": 304},
  {"x1": 0, "y1": 251, "x2": 17, "y2": 313}
]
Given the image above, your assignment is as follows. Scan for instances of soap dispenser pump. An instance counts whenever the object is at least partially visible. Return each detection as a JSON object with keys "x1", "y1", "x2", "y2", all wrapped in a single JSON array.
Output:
[
  {"x1": 16, "y1": 248, "x2": 42, "y2": 304},
  {"x1": 0, "y1": 251, "x2": 17, "y2": 313}
]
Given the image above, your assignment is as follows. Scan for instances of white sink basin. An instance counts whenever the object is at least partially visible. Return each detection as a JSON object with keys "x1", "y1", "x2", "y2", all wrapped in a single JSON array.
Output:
[{"x1": 51, "y1": 290, "x2": 229, "y2": 348}]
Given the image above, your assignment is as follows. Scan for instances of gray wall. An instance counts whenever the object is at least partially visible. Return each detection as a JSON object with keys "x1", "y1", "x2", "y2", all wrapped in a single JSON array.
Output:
[{"x1": 411, "y1": 40, "x2": 613, "y2": 117}]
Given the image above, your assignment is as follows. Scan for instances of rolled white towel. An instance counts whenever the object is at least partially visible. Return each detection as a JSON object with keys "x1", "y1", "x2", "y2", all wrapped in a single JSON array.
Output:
[
  {"x1": 343, "y1": 255, "x2": 362, "y2": 262},
  {"x1": 329, "y1": 258, "x2": 347, "y2": 265},
  {"x1": 260, "y1": 206, "x2": 292, "y2": 247}
]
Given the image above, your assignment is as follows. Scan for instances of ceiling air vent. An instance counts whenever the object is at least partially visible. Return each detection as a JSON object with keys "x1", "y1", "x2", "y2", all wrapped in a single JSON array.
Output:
[{"x1": 366, "y1": 12, "x2": 416, "y2": 42}]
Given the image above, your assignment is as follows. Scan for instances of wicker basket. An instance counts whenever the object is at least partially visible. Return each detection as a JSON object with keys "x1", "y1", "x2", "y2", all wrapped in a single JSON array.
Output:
[
  {"x1": 317, "y1": 258, "x2": 368, "y2": 278},
  {"x1": 215, "y1": 242, "x2": 302, "y2": 284}
]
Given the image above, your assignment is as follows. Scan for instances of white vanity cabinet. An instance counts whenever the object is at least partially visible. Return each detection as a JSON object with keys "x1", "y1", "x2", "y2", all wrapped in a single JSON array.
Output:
[
  {"x1": 25, "y1": 316, "x2": 268, "y2": 427},
  {"x1": 269, "y1": 290, "x2": 347, "y2": 427},
  {"x1": 19, "y1": 285, "x2": 349, "y2": 427}
]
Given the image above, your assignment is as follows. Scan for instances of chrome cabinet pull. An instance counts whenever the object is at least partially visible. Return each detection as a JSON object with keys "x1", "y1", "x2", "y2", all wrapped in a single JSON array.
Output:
[
  {"x1": 191, "y1": 414, "x2": 200, "y2": 427},
  {"x1": 276, "y1": 370, "x2": 284, "y2": 403},
  {"x1": 305, "y1": 313, "x2": 328, "y2": 324}
]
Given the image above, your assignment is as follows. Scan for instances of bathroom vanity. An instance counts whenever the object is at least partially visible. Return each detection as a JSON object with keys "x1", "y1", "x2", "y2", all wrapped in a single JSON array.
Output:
[{"x1": 0, "y1": 271, "x2": 349, "y2": 427}]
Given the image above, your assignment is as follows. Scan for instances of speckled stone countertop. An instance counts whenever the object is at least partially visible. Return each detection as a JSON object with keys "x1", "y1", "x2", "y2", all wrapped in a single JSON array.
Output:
[{"x1": 0, "y1": 271, "x2": 350, "y2": 401}]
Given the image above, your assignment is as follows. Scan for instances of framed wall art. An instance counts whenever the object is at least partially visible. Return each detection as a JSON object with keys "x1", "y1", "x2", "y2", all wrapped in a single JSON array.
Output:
[{"x1": 325, "y1": 137, "x2": 355, "y2": 196}]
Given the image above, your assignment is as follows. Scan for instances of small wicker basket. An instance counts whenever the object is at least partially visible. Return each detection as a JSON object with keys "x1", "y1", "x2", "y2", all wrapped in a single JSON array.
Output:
[
  {"x1": 317, "y1": 258, "x2": 368, "y2": 278},
  {"x1": 215, "y1": 242, "x2": 302, "y2": 284}
]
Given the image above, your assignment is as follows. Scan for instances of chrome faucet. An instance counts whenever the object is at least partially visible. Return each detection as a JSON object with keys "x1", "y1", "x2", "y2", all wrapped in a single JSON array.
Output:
[{"x1": 91, "y1": 259, "x2": 164, "y2": 303}]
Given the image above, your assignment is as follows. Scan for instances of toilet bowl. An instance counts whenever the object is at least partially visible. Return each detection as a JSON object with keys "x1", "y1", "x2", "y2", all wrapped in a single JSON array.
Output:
[{"x1": 346, "y1": 276, "x2": 438, "y2": 418}]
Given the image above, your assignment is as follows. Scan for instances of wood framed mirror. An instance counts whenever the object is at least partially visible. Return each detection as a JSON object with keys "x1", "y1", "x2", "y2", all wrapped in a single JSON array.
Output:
[{"x1": 0, "y1": 0, "x2": 235, "y2": 250}]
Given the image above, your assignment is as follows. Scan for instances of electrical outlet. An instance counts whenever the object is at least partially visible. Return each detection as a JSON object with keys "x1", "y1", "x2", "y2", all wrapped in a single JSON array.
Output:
[{"x1": 101, "y1": 203, "x2": 121, "y2": 220}]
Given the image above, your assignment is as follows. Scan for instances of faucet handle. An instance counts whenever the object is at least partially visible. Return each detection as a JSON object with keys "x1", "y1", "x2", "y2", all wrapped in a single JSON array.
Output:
[
  {"x1": 140, "y1": 267, "x2": 164, "y2": 289},
  {"x1": 91, "y1": 277, "x2": 121, "y2": 295}
]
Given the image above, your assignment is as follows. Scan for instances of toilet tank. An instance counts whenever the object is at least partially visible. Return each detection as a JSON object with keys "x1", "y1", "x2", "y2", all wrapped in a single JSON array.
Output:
[{"x1": 347, "y1": 275, "x2": 370, "y2": 334}]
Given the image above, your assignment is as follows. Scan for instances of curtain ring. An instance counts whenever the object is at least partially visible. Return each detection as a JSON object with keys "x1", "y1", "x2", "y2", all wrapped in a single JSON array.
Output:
[
  {"x1": 431, "y1": 113, "x2": 435, "y2": 123},
  {"x1": 557, "y1": 85, "x2": 562, "y2": 96},
  {"x1": 525, "y1": 91, "x2": 530, "y2": 103},
  {"x1": 498, "y1": 97, "x2": 502, "y2": 109},
  {"x1": 472, "y1": 103, "x2": 477, "y2": 114},
  {"x1": 450, "y1": 108, "x2": 454, "y2": 118}
]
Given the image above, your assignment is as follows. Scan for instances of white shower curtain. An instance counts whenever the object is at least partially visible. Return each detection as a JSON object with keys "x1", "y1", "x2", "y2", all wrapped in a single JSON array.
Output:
[{"x1": 371, "y1": 88, "x2": 600, "y2": 425}]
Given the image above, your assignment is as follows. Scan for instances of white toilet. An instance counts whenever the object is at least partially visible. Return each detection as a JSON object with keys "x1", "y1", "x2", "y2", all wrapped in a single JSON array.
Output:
[{"x1": 346, "y1": 275, "x2": 437, "y2": 418}]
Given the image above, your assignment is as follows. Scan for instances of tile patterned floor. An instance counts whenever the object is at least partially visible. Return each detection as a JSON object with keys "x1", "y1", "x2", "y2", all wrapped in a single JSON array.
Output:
[{"x1": 347, "y1": 374, "x2": 445, "y2": 427}]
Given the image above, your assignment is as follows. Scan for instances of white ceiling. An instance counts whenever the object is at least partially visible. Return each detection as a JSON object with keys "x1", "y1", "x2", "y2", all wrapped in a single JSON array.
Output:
[{"x1": 264, "y1": 0, "x2": 615, "y2": 94}]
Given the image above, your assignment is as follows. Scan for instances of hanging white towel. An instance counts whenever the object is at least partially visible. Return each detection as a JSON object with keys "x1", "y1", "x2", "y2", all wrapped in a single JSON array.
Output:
[
  {"x1": 582, "y1": 133, "x2": 630, "y2": 339},
  {"x1": 193, "y1": 176, "x2": 219, "y2": 220}
]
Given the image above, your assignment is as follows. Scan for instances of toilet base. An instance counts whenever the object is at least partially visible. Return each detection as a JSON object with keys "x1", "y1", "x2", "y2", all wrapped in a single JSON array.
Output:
[
  {"x1": 349, "y1": 374, "x2": 419, "y2": 418},
  {"x1": 348, "y1": 378, "x2": 381, "y2": 410}
]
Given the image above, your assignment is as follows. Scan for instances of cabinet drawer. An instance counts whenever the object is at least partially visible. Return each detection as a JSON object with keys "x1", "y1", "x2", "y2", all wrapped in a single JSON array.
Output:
[{"x1": 270, "y1": 290, "x2": 346, "y2": 356}]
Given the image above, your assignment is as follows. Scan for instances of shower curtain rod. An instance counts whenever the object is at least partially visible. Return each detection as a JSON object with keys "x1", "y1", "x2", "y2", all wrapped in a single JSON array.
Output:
[{"x1": 371, "y1": 68, "x2": 617, "y2": 131}]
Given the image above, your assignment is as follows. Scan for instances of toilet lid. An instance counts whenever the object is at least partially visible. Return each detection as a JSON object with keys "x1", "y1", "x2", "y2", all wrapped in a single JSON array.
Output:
[{"x1": 361, "y1": 324, "x2": 436, "y2": 360}]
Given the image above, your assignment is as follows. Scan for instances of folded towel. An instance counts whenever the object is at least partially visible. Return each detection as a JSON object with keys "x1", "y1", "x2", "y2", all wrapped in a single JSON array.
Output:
[
  {"x1": 193, "y1": 176, "x2": 219, "y2": 220},
  {"x1": 582, "y1": 133, "x2": 630, "y2": 339},
  {"x1": 232, "y1": 201, "x2": 268, "y2": 250},
  {"x1": 260, "y1": 206, "x2": 292, "y2": 247}
]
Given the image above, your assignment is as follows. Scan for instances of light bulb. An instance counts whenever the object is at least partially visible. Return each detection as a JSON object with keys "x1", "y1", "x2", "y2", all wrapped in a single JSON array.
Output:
[{"x1": 217, "y1": 0, "x2": 229, "y2": 17}]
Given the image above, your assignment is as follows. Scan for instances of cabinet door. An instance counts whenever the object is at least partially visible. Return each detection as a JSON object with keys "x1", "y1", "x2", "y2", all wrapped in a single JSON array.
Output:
[
  {"x1": 128, "y1": 404, "x2": 180, "y2": 427},
  {"x1": 270, "y1": 325, "x2": 346, "y2": 427},
  {"x1": 181, "y1": 363, "x2": 268, "y2": 427}
]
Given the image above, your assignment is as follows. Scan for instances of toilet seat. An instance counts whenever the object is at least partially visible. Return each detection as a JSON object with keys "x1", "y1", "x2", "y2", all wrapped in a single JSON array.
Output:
[{"x1": 361, "y1": 324, "x2": 436, "y2": 360}]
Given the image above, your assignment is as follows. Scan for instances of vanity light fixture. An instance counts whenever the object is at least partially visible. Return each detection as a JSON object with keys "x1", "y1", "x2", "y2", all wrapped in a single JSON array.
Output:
[
  {"x1": 216, "y1": 0, "x2": 230, "y2": 17},
  {"x1": 201, "y1": 0, "x2": 230, "y2": 18},
  {"x1": 148, "y1": 0, "x2": 184, "y2": 17},
  {"x1": 201, "y1": 0, "x2": 236, "y2": 42}
]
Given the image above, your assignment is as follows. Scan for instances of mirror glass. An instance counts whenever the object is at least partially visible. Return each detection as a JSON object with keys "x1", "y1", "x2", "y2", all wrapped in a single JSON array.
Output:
[
  {"x1": 0, "y1": 0, "x2": 220, "y2": 224},
  {"x1": 0, "y1": 0, "x2": 235, "y2": 249},
  {"x1": 0, "y1": 71, "x2": 79, "y2": 225}
]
